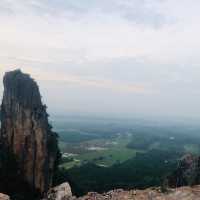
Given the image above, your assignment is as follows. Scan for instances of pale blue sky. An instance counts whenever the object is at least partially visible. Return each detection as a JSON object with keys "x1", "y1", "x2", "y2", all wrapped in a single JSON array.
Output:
[{"x1": 0, "y1": 0, "x2": 200, "y2": 119}]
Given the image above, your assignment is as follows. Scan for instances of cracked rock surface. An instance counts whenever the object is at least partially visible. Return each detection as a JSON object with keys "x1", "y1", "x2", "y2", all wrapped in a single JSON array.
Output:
[
  {"x1": 0, "y1": 69, "x2": 59, "y2": 194},
  {"x1": 46, "y1": 184, "x2": 200, "y2": 200}
]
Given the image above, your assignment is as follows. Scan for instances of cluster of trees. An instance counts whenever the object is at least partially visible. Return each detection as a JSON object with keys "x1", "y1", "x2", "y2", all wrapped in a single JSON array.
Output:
[{"x1": 58, "y1": 149, "x2": 181, "y2": 196}]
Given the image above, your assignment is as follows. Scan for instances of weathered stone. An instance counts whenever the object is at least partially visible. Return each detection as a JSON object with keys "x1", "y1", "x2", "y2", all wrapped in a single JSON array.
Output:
[
  {"x1": 47, "y1": 182, "x2": 73, "y2": 200},
  {"x1": 168, "y1": 153, "x2": 200, "y2": 187},
  {"x1": 44, "y1": 185, "x2": 200, "y2": 200},
  {"x1": 76, "y1": 185, "x2": 200, "y2": 200},
  {"x1": 0, "y1": 193, "x2": 10, "y2": 200},
  {"x1": 0, "y1": 69, "x2": 59, "y2": 194}
]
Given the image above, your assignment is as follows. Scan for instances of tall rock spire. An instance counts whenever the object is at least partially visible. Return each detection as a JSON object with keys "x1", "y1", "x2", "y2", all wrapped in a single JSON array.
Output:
[{"x1": 0, "y1": 69, "x2": 59, "y2": 194}]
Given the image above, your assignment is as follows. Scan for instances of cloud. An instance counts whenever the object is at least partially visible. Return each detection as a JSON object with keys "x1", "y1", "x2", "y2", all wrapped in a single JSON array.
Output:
[
  {"x1": 0, "y1": 0, "x2": 166, "y2": 26},
  {"x1": 1, "y1": 0, "x2": 200, "y2": 118},
  {"x1": 1, "y1": 0, "x2": 200, "y2": 66}
]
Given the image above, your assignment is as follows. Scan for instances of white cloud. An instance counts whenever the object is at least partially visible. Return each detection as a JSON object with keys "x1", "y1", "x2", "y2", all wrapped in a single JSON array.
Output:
[
  {"x1": 0, "y1": 0, "x2": 200, "y2": 65},
  {"x1": 0, "y1": 0, "x2": 200, "y2": 118}
]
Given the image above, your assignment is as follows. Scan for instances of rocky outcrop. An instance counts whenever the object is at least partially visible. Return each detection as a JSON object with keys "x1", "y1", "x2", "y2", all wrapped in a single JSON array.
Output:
[
  {"x1": 0, "y1": 193, "x2": 10, "y2": 200},
  {"x1": 0, "y1": 69, "x2": 59, "y2": 194},
  {"x1": 46, "y1": 183, "x2": 72, "y2": 200},
  {"x1": 168, "y1": 154, "x2": 200, "y2": 187},
  {"x1": 46, "y1": 185, "x2": 200, "y2": 200},
  {"x1": 77, "y1": 186, "x2": 200, "y2": 200}
]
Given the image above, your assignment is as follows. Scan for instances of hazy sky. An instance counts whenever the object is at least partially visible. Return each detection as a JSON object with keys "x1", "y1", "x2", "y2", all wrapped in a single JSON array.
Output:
[{"x1": 0, "y1": 0, "x2": 200, "y2": 119}]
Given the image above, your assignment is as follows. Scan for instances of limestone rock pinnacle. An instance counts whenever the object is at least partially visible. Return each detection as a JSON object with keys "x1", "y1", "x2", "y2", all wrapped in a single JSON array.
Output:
[{"x1": 0, "y1": 69, "x2": 59, "y2": 194}]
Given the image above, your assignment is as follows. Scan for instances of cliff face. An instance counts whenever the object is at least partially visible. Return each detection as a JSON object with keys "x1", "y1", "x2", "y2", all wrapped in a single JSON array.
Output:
[{"x1": 0, "y1": 69, "x2": 59, "y2": 194}]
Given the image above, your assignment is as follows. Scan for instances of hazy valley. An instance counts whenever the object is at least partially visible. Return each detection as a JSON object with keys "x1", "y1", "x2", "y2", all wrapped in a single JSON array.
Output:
[{"x1": 52, "y1": 115, "x2": 200, "y2": 195}]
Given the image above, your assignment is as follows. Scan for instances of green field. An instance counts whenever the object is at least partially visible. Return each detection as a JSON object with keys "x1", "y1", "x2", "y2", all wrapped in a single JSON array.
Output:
[
  {"x1": 60, "y1": 136, "x2": 145, "y2": 169},
  {"x1": 58, "y1": 122, "x2": 200, "y2": 170},
  {"x1": 52, "y1": 115, "x2": 200, "y2": 195}
]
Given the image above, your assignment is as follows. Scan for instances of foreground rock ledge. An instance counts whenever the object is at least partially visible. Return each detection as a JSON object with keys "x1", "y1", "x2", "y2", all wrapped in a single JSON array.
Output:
[
  {"x1": 0, "y1": 193, "x2": 10, "y2": 200},
  {"x1": 47, "y1": 183, "x2": 72, "y2": 200},
  {"x1": 0, "y1": 69, "x2": 59, "y2": 194},
  {"x1": 46, "y1": 184, "x2": 200, "y2": 200}
]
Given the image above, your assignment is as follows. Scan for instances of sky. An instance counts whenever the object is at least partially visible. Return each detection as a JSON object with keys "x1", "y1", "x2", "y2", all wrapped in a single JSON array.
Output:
[{"x1": 0, "y1": 0, "x2": 200, "y2": 120}]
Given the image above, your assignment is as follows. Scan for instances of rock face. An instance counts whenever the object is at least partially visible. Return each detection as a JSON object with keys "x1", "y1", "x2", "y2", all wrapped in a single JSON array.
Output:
[
  {"x1": 168, "y1": 154, "x2": 200, "y2": 187},
  {"x1": 76, "y1": 186, "x2": 200, "y2": 200},
  {"x1": 46, "y1": 185, "x2": 200, "y2": 200},
  {"x1": 47, "y1": 183, "x2": 72, "y2": 200},
  {"x1": 0, "y1": 69, "x2": 59, "y2": 194},
  {"x1": 0, "y1": 193, "x2": 10, "y2": 200}
]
